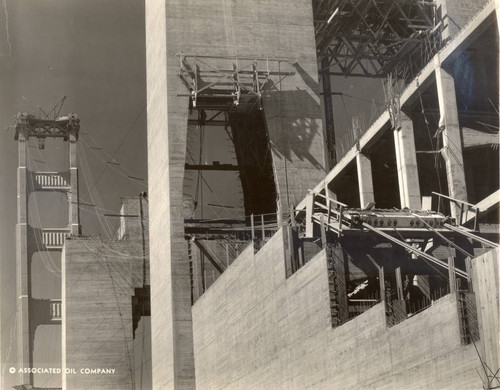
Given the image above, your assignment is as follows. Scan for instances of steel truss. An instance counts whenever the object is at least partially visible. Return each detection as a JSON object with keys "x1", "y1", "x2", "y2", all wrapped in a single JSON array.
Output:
[{"x1": 314, "y1": 0, "x2": 442, "y2": 79}]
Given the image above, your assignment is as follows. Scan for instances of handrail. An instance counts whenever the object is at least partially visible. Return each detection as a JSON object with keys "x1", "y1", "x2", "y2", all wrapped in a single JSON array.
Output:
[
  {"x1": 177, "y1": 53, "x2": 298, "y2": 63},
  {"x1": 432, "y1": 191, "x2": 479, "y2": 228},
  {"x1": 432, "y1": 191, "x2": 476, "y2": 208},
  {"x1": 311, "y1": 191, "x2": 348, "y2": 208}
]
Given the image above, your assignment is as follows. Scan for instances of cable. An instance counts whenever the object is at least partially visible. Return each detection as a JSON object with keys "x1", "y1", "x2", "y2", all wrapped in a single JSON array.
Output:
[
  {"x1": 79, "y1": 142, "x2": 114, "y2": 237},
  {"x1": 335, "y1": 92, "x2": 385, "y2": 108},
  {"x1": 87, "y1": 103, "x2": 146, "y2": 194},
  {"x1": 392, "y1": 227, "x2": 447, "y2": 277},
  {"x1": 80, "y1": 131, "x2": 147, "y2": 185},
  {"x1": 80, "y1": 137, "x2": 146, "y2": 191}
]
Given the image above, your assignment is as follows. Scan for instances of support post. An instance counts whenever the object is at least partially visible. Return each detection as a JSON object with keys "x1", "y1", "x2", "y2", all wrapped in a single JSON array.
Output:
[
  {"x1": 465, "y1": 256, "x2": 473, "y2": 291},
  {"x1": 394, "y1": 112, "x2": 421, "y2": 209},
  {"x1": 379, "y1": 266, "x2": 385, "y2": 302},
  {"x1": 320, "y1": 214, "x2": 327, "y2": 249},
  {"x1": 68, "y1": 134, "x2": 80, "y2": 235},
  {"x1": 395, "y1": 267, "x2": 404, "y2": 301},
  {"x1": 435, "y1": 63, "x2": 467, "y2": 219},
  {"x1": 448, "y1": 256, "x2": 457, "y2": 293},
  {"x1": 192, "y1": 239, "x2": 199, "y2": 301},
  {"x1": 250, "y1": 214, "x2": 255, "y2": 246},
  {"x1": 391, "y1": 265, "x2": 408, "y2": 325},
  {"x1": 305, "y1": 191, "x2": 315, "y2": 238},
  {"x1": 324, "y1": 183, "x2": 337, "y2": 202},
  {"x1": 298, "y1": 245, "x2": 304, "y2": 268},
  {"x1": 261, "y1": 214, "x2": 265, "y2": 242},
  {"x1": 201, "y1": 253, "x2": 206, "y2": 294},
  {"x1": 16, "y1": 134, "x2": 32, "y2": 386},
  {"x1": 356, "y1": 152, "x2": 375, "y2": 208},
  {"x1": 367, "y1": 254, "x2": 385, "y2": 302},
  {"x1": 286, "y1": 225, "x2": 297, "y2": 275},
  {"x1": 321, "y1": 58, "x2": 336, "y2": 169}
]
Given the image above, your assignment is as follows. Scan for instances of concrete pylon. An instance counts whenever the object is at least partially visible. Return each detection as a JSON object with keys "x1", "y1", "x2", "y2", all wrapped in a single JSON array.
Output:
[
  {"x1": 394, "y1": 112, "x2": 421, "y2": 209},
  {"x1": 145, "y1": 0, "x2": 328, "y2": 388},
  {"x1": 356, "y1": 152, "x2": 375, "y2": 208},
  {"x1": 435, "y1": 63, "x2": 468, "y2": 219}
]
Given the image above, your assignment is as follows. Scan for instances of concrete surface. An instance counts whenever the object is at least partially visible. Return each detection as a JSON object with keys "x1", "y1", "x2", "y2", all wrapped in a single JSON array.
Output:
[
  {"x1": 145, "y1": 0, "x2": 328, "y2": 388},
  {"x1": 192, "y1": 228, "x2": 486, "y2": 389},
  {"x1": 62, "y1": 198, "x2": 150, "y2": 390},
  {"x1": 470, "y1": 248, "x2": 499, "y2": 384}
]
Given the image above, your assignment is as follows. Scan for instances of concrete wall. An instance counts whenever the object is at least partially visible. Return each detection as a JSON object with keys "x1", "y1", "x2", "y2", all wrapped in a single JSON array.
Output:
[
  {"x1": 62, "y1": 238, "x2": 143, "y2": 389},
  {"x1": 118, "y1": 198, "x2": 148, "y2": 242},
  {"x1": 134, "y1": 317, "x2": 152, "y2": 390},
  {"x1": 470, "y1": 248, "x2": 499, "y2": 384},
  {"x1": 436, "y1": 0, "x2": 489, "y2": 39},
  {"x1": 145, "y1": 0, "x2": 327, "y2": 387},
  {"x1": 192, "y1": 229, "x2": 485, "y2": 389}
]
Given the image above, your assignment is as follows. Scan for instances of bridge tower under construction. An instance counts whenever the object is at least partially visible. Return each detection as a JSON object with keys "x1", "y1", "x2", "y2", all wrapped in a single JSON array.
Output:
[{"x1": 14, "y1": 112, "x2": 80, "y2": 387}]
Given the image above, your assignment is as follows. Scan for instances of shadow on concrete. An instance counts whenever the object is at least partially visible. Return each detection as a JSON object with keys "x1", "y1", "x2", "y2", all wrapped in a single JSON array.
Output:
[{"x1": 262, "y1": 88, "x2": 325, "y2": 171}]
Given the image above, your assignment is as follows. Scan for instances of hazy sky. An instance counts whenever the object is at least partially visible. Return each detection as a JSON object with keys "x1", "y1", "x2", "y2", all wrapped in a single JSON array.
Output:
[{"x1": 0, "y1": 1, "x2": 147, "y2": 387}]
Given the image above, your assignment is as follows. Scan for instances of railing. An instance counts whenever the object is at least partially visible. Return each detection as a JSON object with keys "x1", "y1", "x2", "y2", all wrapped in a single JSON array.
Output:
[
  {"x1": 305, "y1": 190, "x2": 348, "y2": 237},
  {"x1": 432, "y1": 191, "x2": 479, "y2": 229},
  {"x1": 33, "y1": 172, "x2": 70, "y2": 190},
  {"x1": 188, "y1": 211, "x2": 286, "y2": 303},
  {"x1": 406, "y1": 286, "x2": 450, "y2": 318},
  {"x1": 178, "y1": 54, "x2": 295, "y2": 109},
  {"x1": 49, "y1": 300, "x2": 62, "y2": 321},
  {"x1": 249, "y1": 212, "x2": 283, "y2": 252},
  {"x1": 348, "y1": 294, "x2": 381, "y2": 320},
  {"x1": 42, "y1": 228, "x2": 69, "y2": 249}
]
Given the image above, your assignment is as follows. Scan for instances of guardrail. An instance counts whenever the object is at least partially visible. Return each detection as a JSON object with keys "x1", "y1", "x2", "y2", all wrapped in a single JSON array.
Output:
[
  {"x1": 304, "y1": 190, "x2": 348, "y2": 237},
  {"x1": 432, "y1": 191, "x2": 479, "y2": 229},
  {"x1": 41, "y1": 228, "x2": 69, "y2": 250},
  {"x1": 33, "y1": 172, "x2": 70, "y2": 190}
]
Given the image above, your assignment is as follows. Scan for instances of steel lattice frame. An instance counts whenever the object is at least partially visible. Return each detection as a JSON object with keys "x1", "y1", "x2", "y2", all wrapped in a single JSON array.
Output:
[{"x1": 314, "y1": 0, "x2": 443, "y2": 79}]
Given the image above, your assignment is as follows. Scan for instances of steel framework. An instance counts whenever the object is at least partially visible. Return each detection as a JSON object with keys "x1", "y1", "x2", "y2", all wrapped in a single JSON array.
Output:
[{"x1": 314, "y1": 0, "x2": 442, "y2": 79}]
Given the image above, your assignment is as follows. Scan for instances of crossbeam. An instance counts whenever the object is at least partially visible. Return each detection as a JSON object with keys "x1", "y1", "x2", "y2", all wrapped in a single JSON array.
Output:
[
  {"x1": 15, "y1": 113, "x2": 80, "y2": 140},
  {"x1": 185, "y1": 163, "x2": 239, "y2": 171}
]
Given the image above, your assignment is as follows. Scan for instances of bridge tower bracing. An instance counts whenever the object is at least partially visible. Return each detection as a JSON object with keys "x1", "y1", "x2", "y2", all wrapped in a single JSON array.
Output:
[{"x1": 14, "y1": 113, "x2": 80, "y2": 386}]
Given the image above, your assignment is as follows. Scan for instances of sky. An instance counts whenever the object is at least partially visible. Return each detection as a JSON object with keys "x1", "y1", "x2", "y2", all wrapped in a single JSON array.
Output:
[
  {"x1": 0, "y1": 1, "x2": 147, "y2": 388},
  {"x1": 0, "y1": 1, "x2": 385, "y2": 388}
]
